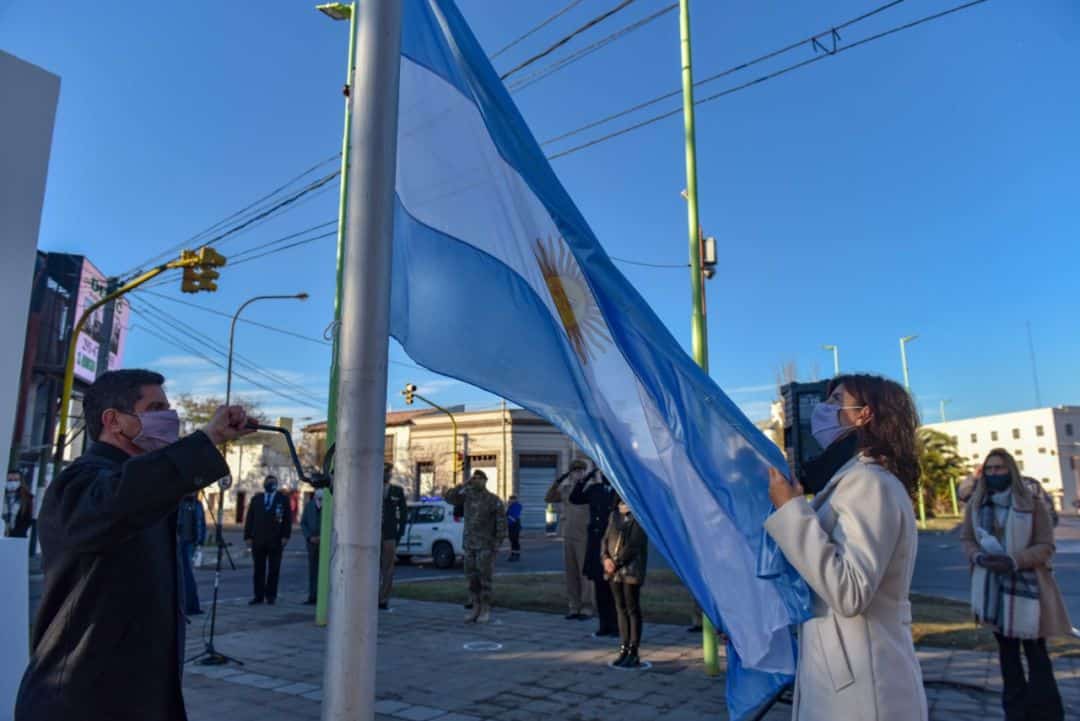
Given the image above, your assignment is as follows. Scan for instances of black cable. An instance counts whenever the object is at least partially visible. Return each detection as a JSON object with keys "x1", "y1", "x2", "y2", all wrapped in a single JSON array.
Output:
[
  {"x1": 124, "y1": 154, "x2": 338, "y2": 278},
  {"x1": 541, "y1": 0, "x2": 906, "y2": 147},
  {"x1": 547, "y1": 0, "x2": 990, "y2": 160},
  {"x1": 129, "y1": 298, "x2": 328, "y2": 407},
  {"x1": 228, "y1": 220, "x2": 337, "y2": 263},
  {"x1": 132, "y1": 315, "x2": 326, "y2": 411},
  {"x1": 508, "y1": 3, "x2": 678, "y2": 94},
  {"x1": 491, "y1": 0, "x2": 588, "y2": 60},
  {"x1": 500, "y1": 0, "x2": 639, "y2": 81},
  {"x1": 610, "y1": 255, "x2": 689, "y2": 268},
  {"x1": 227, "y1": 231, "x2": 338, "y2": 268}
]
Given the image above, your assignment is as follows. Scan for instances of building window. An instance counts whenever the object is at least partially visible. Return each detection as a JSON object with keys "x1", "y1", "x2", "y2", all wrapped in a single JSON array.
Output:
[
  {"x1": 972, "y1": 454, "x2": 980, "y2": 460},
  {"x1": 1067, "y1": 423, "x2": 1075, "y2": 437},
  {"x1": 1018, "y1": 460, "x2": 1025, "y2": 471},
  {"x1": 1012, "y1": 428, "x2": 1020, "y2": 440},
  {"x1": 384, "y1": 434, "x2": 394, "y2": 464},
  {"x1": 1014, "y1": 449, "x2": 1023, "y2": 456},
  {"x1": 951, "y1": 435, "x2": 958, "y2": 445},
  {"x1": 970, "y1": 433, "x2": 977, "y2": 443},
  {"x1": 1038, "y1": 447, "x2": 1047, "y2": 454},
  {"x1": 1042, "y1": 478, "x2": 1051, "y2": 485},
  {"x1": 1035, "y1": 425, "x2": 1045, "y2": 437},
  {"x1": 991, "y1": 431, "x2": 999, "y2": 442}
]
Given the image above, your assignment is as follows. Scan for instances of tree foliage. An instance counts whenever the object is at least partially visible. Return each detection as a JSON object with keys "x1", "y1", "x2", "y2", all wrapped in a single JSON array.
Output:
[
  {"x1": 174, "y1": 394, "x2": 263, "y2": 441},
  {"x1": 917, "y1": 428, "x2": 968, "y2": 517}
]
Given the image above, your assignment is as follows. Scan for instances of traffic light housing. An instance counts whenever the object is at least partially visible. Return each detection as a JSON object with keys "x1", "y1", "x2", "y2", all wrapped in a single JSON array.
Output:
[
  {"x1": 454, "y1": 451, "x2": 464, "y2": 473},
  {"x1": 402, "y1": 383, "x2": 417, "y2": 405},
  {"x1": 197, "y1": 246, "x2": 227, "y2": 268},
  {"x1": 177, "y1": 246, "x2": 226, "y2": 293},
  {"x1": 180, "y1": 250, "x2": 200, "y2": 293}
]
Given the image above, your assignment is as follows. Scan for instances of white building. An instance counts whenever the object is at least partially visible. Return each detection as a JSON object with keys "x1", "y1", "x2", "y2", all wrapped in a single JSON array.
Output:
[{"x1": 924, "y1": 406, "x2": 1080, "y2": 511}]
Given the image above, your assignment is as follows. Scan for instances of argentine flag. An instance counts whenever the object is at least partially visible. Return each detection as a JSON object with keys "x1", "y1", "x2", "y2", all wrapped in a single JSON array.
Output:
[{"x1": 389, "y1": 2, "x2": 810, "y2": 716}]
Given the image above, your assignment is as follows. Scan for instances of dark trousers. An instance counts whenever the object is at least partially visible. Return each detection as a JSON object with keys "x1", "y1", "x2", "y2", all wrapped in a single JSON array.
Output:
[
  {"x1": 179, "y1": 541, "x2": 201, "y2": 614},
  {"x1": 252, "y1": 545, "x2": 283, "y2": 601},
  {"x1": 508, "y1": 522, "x2": 521, "y2": 552},
  {"x1": 994, "y1": 633, "x2": 1064, "y2": 721},
  {"x1": 306, "y1": 540, "x2": 320, "y2": 601},
  {"x1": 594, "y1": 578, "x2": 617, "y2": 634},
  {"x1": 611, "y1": 581, "x2": 642, "y2": 647}
]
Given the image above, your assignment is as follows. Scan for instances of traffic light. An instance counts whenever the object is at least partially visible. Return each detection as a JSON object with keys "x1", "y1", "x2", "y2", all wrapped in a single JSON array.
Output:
[
  {"x1": 196, "y1": 246, "x2": 227, "y2": 268},
  {"x1": 180, "y1": 250, "x2": 200, "y2": 293},
  {"x1": 454, "y1": 451, "x2": 464, "y2": 473},
  {"x1": 402, "y1": 383, "x2": 417, "y2": 405},
  {"x1": 198, "y1": 266, "x2": 220, "y2": 292}
]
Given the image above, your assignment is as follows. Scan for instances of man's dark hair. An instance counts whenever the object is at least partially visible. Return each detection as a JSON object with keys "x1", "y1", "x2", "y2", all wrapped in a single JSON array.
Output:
[{"x1": 83, "y1": 369, "x2": 165, "y2": 441}]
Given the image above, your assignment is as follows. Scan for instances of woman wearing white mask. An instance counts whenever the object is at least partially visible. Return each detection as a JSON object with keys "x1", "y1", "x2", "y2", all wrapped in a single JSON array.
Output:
[
  {"x1": 961, "y1": 449, "x2": 1069, "y2": 721},
  {"x1": 765, "y1": 374, "x2": 927, "y2": 721}
]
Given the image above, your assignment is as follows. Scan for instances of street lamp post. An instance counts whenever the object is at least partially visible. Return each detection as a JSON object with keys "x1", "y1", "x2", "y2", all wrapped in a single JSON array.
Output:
[
  {"x1": 939, "y1": 398, "x2": 950, "y2": 423},
  {"x1": 823, "y1": 344, "x2": 840, "y2": 376},
  {"x1": 198, "y1": 292, "x2": 307, "y2": 666},
  {"x1": 314, "y1": 0, "x2": 358, "y2": 629},
  {"x1": 898, "y1": 335, "x2": 925, "y2": 526},
  {"x1": 938, "y1": 398, "x2": 959, "y2": 516}
]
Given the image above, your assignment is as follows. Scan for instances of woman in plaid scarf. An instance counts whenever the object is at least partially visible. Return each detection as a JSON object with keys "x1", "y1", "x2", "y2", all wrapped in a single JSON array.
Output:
[{"x1": 960, "y1": 449, "x2": 1071, "y2": 721}]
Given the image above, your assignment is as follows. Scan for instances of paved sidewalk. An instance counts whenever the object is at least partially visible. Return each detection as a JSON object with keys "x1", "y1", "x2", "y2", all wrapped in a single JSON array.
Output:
[{"x1": 182, "y1": 596, "x2": 1080, "y2": 721}]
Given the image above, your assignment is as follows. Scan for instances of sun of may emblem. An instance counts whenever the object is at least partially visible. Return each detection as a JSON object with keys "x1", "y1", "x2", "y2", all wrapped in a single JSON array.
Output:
[{"x1": 533, "y1": 236, "x2": 611, "y2": 364}]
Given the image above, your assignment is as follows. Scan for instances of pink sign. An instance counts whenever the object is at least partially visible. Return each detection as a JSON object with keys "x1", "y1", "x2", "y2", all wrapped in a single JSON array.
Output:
[{"x1": 72, "y1": 259, "x2": 129, "y2": 383}]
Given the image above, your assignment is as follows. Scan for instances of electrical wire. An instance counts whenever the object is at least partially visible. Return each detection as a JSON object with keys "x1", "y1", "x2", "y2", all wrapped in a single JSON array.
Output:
[
  {"x1": 123, "y1": 154, "x2": 338, "y2": 278},
  {"x1": 610, "y1": 255, "x2": 689, "y2": 268},
  {"x1": 227, "y1": 220, "x2": 337, "y2": 263},
  {"x1": 546, "y1": 0, "x2": 990, "y2": 160},
  {"x1": 228, "y1": 231, "x2": 338, "y2": 268},
  {"x1": 541, "y1": 0, "x2": 907, "y2": 147},
  {"x1": 490, "y1": 0, "x2": 588, "y2": 60},
  {"x1": 500, "y1": 0, "x2": 639, "y2": 81},
  {"x1": 129, "y1": 298, "x2": 328, "y2": 407},
  {"x1": 508, "y1": 3, "x2": 678, "y2": 94},
  {"x1": 131, "y1": 312, "x2": 326, "y2": 411}
]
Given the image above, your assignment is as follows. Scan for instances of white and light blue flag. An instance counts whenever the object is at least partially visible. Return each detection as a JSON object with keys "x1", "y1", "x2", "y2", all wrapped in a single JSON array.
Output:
[{"x1": 390, "y1": 2, "x2": 811, "y2": 716}]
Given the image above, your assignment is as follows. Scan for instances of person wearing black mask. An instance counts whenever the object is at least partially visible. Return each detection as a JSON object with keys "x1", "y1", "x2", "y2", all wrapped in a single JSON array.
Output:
[
  {"x1": 244, "y1": 475, "x2": 292, "y2": 605},
  {"x1": 569, "y1": 465, "x2": 619, "y2": 637},
  {"x1": 961, "y1": 449, "x2": 1070, "y2": 721}
]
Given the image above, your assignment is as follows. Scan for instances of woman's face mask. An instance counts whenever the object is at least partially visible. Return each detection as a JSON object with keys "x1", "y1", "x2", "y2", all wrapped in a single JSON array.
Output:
[
  {"x1": 810, "y1": 400, "x2": 864, "y2": 449},
  {"x1": 617, "y1": 503, "x2": 630, "y2": 515}
]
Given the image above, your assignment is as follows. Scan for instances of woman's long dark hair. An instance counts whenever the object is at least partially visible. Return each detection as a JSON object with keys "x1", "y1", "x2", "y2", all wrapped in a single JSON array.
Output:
[{"x1": 827, "y1": 373, "x2": 920, "y2": 490}]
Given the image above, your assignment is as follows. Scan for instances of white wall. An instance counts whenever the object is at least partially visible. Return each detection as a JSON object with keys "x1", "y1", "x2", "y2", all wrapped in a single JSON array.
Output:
[
  {"x1": 0, "y1": 51, "x2": 59, "y2": 471},
  {"x1": 924, "y1": 406, "x2": 1080, "y2": 509}
]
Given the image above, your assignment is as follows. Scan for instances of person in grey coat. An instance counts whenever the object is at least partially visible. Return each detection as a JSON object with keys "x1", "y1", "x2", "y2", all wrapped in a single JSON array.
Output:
[
  {"x1": 300, "y1": 490, "x2": 324, "y2": 604},
  {"x1": 602, "y1": 493, "x2": 648, "y2": 668},
  {"x1": 766, "y1": 374, "x2": 927, "y2": 721}
]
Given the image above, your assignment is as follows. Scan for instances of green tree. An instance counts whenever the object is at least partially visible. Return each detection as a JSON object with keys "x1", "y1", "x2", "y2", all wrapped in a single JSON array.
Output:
[
  {"x1": 174, "y1": 394, "x2": 262, "y2": 440},
  {"x1": 917, "y1": 428, "x2": 968, "y2": 517}
]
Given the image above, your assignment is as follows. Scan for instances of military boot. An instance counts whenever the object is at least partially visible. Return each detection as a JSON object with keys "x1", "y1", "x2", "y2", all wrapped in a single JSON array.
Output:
[
  {"x1": 464, "y1": 595, "x2": 481, "y2": 622},
  {"x1": 476, "y1": 603, "x2": 492, "y2": 623}
]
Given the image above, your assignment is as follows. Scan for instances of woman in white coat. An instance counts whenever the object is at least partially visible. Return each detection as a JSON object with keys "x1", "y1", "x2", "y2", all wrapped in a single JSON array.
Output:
[{"x1": 765, "y1": 374, "x2": 927, "y2": 721}]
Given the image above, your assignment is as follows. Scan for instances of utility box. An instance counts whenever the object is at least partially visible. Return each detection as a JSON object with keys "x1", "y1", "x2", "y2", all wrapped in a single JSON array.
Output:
[{"x1": 780, "y1": 381, "x2": 830, "y2": 480}]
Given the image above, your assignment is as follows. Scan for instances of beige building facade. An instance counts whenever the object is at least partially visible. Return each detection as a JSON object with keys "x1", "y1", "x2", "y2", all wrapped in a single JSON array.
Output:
[{"x1": 303, "y1": 407, "x2": 583, "y2": 529}]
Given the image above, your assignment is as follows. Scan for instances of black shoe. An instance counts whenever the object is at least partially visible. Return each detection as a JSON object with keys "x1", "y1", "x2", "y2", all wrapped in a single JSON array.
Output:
[
  {"x1": 248, "y1": 598, "x2": 264, "y2": 606},
  {"x1": 378, "y1": 602, "x2": 389, "y2": 610},
  {"x1": 303, "y1": 598, "x2": 316, "y2": 605},
  {"x1": 266, "y1": 598, "x2": 276, "y2": 605},
  {"x1": 464, "y1": 602, "x2": 473, "y2": 609},
  {"x1": 622, "y1": 646, "x2": 640, "y2": 668},
  {"x1": 686, "y1": 624, "x2": 703, "y2": 633},
  {"x1": 613, "y1": 645, "x2": 630, "y2": 667}
]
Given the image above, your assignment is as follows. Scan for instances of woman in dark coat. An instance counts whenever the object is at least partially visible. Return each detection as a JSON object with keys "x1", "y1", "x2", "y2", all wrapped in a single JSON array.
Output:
[
  {"x1": 569, "y1": 469, "x2": 618, "y2": 636},
  {"x1": 602, "y1": 494, "x2": 648, "y2": 668}
]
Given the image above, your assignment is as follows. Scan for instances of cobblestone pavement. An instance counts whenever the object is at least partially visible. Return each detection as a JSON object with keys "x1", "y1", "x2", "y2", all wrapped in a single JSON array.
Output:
[{"x1": 181, "y1": 596, "x2": 1080, "y2": 721}]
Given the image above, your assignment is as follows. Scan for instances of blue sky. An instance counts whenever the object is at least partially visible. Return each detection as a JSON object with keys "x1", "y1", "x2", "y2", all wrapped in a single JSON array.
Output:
[{"x1": 3, "y1": 0, "x2": 1077, "y2": 425}]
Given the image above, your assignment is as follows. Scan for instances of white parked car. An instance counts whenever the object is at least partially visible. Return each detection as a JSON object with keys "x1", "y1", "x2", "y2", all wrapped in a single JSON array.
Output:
[{"x1": 397, "y1": 500, "x2": 462, "y2": 569}]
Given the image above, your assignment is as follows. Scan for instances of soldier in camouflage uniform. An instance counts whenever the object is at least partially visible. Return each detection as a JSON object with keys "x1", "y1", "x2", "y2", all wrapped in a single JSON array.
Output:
[{"x1": 443, "y1": 470, "x2": 507, "y2": 623}]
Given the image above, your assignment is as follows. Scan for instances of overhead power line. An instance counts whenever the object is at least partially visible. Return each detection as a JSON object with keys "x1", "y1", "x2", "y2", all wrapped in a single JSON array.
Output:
[
  {"x1": 541, "y1": 0, "x2": 906, "y2": 147},
  {"x1": 228, "y1": 219, "x2": 337, "y2": 263},
  {"x1": 500, "y1": 0, "x2": 639, "y2": 81},
  {"x1": 508, "y1": 3, "x2": 679, "y2": 94},
  {"x1": 229, "y1": 230, "x2": 338, "y2": 268},
  {"x1": 490, "y1": 0, "x2": 588, "y2": 60},
  {"x1": 546, "y1": 0, "x2": 990, "y2": 160},
  {"x1": 124, "y1": 154, "x2": 339, "y2": 279},
  {"x1": 610, "y1": 255, "x2": 689, "y2": 269}
]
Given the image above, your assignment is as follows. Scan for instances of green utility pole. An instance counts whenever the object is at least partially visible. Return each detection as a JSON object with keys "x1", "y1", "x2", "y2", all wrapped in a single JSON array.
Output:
[
  {"x1": 678, "y1": 0, "x2": 720, "y2": 677},
  {"x1": 315, "y1": 0, "x2": 358, "y2": 627}
]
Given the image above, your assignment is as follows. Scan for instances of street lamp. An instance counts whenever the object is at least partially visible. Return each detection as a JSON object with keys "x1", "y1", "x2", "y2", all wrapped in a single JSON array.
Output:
[
  {"x1": 316, "y1": 2, "x2": 351, "y2": 21},
  {"x1": 226, "y1": 293, "x2": 310, "y2": 406},
  {"x1": 940, "y1": 398, "x2": 951, "y2": 423},
  {"x1": 899, "y1": 335, "x2": 918, "y2": 390},
  {"x1": 822, "y1": 344, "x2": 840, "y2": 376}
]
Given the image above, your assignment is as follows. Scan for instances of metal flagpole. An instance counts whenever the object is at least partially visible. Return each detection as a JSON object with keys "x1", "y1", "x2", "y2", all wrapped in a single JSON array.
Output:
[
  {"x1": 320, "y1": 0, "x2": 402, "y2": 718},
  {"x1": 677, "y1": 0, "x2": 720, "y2": 677}
]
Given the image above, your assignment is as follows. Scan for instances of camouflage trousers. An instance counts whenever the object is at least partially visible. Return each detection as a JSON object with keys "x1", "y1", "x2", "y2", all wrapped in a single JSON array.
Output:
[{"x1": 464, "y1": 547, "x2": 496, "y2": 606}]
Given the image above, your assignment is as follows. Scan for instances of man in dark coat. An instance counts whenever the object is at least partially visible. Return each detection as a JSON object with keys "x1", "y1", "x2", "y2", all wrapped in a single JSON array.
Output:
[
  {"x1": 15, "y1": 368, "x2": 250, "y2": 721},
  {"x1": 300, "y1": 489, "x2": 323, "y2": 604},
  {"x1": 379, "y1": 463, "x2": 408, "y2": 609},
  {"x1": 244, "y1": 474, "x2": 292, "y2": 604},
  {"x1": 569, "y1": 466, "x2": 619, "y2": 636},
  {"x1": 176, "y1": 493, "x2": 206, "y2": 615}
]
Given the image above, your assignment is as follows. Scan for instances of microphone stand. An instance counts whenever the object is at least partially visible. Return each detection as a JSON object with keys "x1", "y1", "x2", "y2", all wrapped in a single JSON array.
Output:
[{"x1": 188, "y1": 475, "x2": 244, "y2": 666}]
